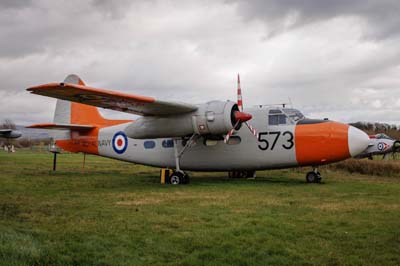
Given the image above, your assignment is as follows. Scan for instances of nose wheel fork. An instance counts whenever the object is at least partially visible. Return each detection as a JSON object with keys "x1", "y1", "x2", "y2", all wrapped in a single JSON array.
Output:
[{"x1": 306, "y1": 167, "x2": 322, "y2": 183}]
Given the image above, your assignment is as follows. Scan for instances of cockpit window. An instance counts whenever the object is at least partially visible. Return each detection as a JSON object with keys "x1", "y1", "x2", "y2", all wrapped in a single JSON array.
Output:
[
  {"x1": 268, "y1": 108, "x2": 304, "y2": 125},
  {"x1": 376, "y1": 133, "x2": 392, "y2": 140},
  {"x1": 283, "y1": 108, "x2": 305, "y2": 122},
  {"x1": 269, "y1": 114, "x2": 286, "y2": 125}
]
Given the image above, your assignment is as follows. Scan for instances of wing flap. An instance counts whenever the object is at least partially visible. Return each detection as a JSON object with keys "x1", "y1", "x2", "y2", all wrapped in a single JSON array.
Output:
[{"x1": 27, "y1": 83, "x2": 198, "y2": 116}]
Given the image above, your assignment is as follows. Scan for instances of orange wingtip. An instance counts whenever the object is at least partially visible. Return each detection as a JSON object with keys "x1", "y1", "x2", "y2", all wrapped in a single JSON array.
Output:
[{"x1": 27, "y1": 82, "x2": 156, "y2": 103}]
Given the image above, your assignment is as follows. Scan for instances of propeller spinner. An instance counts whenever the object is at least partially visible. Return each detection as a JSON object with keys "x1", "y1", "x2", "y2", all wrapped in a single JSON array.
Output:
[{"x1": 224, "y1": 74, "x2": 259, "y2": 143}]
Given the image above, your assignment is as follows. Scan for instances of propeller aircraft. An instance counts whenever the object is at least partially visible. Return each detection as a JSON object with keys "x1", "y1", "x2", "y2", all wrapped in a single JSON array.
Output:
[
  {"x1": 27, "y1": 74, "x2": 370, "y2": 184},
  {"x1": 0, "y1": 129, "x2": 22, "y2": 139},
  {"x1": 0, "y1": 128, "x2": 21, "y2": 153},
  {"x1": 355, "y1": 133, "x2": 400, "y2": 160}
]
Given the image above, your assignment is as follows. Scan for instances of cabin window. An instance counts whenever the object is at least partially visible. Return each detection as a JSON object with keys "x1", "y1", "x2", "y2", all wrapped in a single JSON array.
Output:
[
  {"x1": 144, "y1": 141, "x2": 156, "y2": 149},
  {"x1": 162, "y1": 139, "x2": 174, "y2": 148}
]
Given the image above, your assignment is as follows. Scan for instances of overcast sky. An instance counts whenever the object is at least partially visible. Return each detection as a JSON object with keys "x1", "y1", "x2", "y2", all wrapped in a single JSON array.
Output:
[{"x1": 1, "y1": 0, "x2": 400, "y2": 125}]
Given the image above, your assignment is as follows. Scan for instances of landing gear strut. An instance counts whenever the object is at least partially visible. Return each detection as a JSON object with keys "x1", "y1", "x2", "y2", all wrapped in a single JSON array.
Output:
[
  {"x1": 306, "y1": 167, "x2": 321, "y2": 183},
  {"x1": 170, "y1": 134, "x2": 199, "y2": 185}
]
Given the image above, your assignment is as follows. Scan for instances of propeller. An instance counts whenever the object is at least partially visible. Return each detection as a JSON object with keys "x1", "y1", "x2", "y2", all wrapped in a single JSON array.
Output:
[
  {"x1": 390, "y1": 140, "x2": 400, "y2": 159},
  {"x1": 224, "y1": 74, "x2": 259, "y2": 143}
]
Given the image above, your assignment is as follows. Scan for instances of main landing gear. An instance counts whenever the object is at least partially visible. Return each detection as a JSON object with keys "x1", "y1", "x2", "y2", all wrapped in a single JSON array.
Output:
[
  {"x1": 169, "y1": 134, "x2": 199, "y2": 185},
  {"x1": 306, "y1": 167, "x2": 322, "y2": 183},
  {"x1": 169, "y1": 170, "x2": 190, "y2": 185}
]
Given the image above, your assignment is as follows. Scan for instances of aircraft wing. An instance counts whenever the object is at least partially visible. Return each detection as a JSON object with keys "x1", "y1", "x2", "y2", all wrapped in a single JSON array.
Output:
[
  {"x1": 27, "y1": 123, "x2": 95, "y2": 131},
  {"x1": 27, "y1": 83, "x2": 198, "y2": 116}
]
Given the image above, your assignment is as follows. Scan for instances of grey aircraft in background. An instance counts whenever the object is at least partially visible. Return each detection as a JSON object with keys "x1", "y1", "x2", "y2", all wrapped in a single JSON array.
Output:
[
  {"x1": 0, "y1": 129, "x2": 22, "y2": 139},
  {"x1": 356, "y1": 133, "x2": 400, "y2": 159}
]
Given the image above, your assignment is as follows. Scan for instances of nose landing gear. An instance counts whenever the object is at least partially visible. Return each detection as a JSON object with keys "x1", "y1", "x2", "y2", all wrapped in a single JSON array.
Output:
[{"x1": 306, "y1": 167, "x2": 321, "y2": 183}]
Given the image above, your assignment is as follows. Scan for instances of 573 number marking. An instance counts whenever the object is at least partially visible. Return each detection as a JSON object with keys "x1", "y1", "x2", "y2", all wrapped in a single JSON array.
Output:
[{"x1": 258, "y1": 131, "x2": 294, "y2": 151}]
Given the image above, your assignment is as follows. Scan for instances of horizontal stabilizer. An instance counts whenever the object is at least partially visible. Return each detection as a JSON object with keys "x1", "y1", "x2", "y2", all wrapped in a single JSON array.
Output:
[
  {"x1": 27, "y1": 82, "x2": 198, "y2": 116},
  {"x1": 27, "y1": 123, "x2": 95, "y2": 131}
]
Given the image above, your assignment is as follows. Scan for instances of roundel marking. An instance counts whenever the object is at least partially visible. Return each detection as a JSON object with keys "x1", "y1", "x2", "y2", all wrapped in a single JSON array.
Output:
[
  {"x1": 377, "y1": 142, "x2": 387, "y2": 151},
  {"x1": 112, "y1": 131, "x2": 128, "y2": 154}
]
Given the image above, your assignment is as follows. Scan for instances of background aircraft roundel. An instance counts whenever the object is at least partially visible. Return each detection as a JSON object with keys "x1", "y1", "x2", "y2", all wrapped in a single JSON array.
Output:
[{"x1": 112, "y1": 132, "x2": 128, "y2": 154}]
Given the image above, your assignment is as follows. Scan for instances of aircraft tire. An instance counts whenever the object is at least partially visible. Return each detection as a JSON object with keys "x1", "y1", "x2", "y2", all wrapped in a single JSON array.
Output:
[
  {"x1": 316, "y1": 172, "x2": 322, "y2": 183},
  {"x1": 306, "y1": 172, "x2": 322, "y2": 183},
  {"x1": 246, "y1": 170, "x2": 255, "y2": 178},
  {"x1": 306, "y1": 172, "x2": 317, "y2": 183},
  {"x1": 170, "y1": 171, "x2": 185, "y2": 185}
]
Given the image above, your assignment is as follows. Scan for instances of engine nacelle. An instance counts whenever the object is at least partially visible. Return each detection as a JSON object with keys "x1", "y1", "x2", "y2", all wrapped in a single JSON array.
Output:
[{"x1": 124, "y1": 100, "x2": 238, "y2": 139}]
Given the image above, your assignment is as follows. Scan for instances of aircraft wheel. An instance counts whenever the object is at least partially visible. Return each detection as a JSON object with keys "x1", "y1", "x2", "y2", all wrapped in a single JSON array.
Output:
[
  {"x1": 316, "y1": 172, "x2": 322, "y2": 183},
  {"x1": 228, "y1": 171, "x2": 240, "y2": 178},
  {"x1": 306, "y1": 172, "x2": 318, "y2": 183},
  {"x1": 306, "y1": 171, "x2": 322, "y2": 183},
  {"x1": 170, "y1": 171, "x2": 185, "y2": 185},
  {"x1": 246, "y1": 170, "x2": 256, "y2": 178}
]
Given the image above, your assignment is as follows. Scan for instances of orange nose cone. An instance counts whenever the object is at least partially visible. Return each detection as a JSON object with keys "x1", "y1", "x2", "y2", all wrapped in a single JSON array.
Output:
[
  {"x1": 295, "y1": 121, "x2": 350, "y2": 165},
  {"x1": 234, "y1": 111, "x2": 252, "y2": 122}
]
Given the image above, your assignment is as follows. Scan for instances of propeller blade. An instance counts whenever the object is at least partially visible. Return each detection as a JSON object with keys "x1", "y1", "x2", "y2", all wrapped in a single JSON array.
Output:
[
  {"x1": 237, "y1": 73, "x2": 243, "y2": 112},
  {"x1": 393, "y1": 141, "x2": 400, "y2": 151},
  {"x1": 245, "y1": 122, "x2": 258, "y2": 139},
  {"x1": 224, "y1": 74, "x2": 260, "y2": 144},
  {"x1": 224, "y1": 121, "x2": 240, "y2": 143}
]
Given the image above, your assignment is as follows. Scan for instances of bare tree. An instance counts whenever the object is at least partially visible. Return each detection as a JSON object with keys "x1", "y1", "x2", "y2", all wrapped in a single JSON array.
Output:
[{"x1": 0, "y1": 119, "x2": 16, "y2": 130}]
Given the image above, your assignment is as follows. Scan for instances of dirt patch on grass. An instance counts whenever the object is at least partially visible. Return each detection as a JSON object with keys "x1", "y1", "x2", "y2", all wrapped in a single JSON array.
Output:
[
  {"x1": 116, "y1": 198, "x2": 164, "y2": 206},
  {"x1": 113, "y1": 191, "x2": 233, "y2": 207},
  {"x1": 314, "y1": 201, "x2": 400, "y2": 212}
]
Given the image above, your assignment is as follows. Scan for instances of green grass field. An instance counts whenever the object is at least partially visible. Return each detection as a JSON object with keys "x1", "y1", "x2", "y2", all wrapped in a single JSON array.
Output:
[{"x1": 1, "y1": 151, "x2": 400, "y2": 266}]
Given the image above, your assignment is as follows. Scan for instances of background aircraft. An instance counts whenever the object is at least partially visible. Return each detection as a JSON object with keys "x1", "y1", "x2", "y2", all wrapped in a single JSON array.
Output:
[
  {"x1": 0, "y1": 128, "x2": 21, "y2": 153},
  {"x1": 27, "y1": 74, "x2": 370, "y2": 184},
  {"x1": 0, "y1": 129, "x2": 22, "y2": 139},
  {"x1": 355, "y1": 133, "x2": 400, "y2": 160}
]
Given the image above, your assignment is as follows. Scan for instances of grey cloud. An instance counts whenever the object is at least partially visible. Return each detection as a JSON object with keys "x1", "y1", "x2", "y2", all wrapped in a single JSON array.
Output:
[
  {"x1": 229, "y1": 0, "x2": 400, "y2": 40},
  {"x1": 91, "y1": 0, "x2": 138, "y2": 19},
  {"x1": 0, "y1": 0, "x2": 33, "y2": 9}
]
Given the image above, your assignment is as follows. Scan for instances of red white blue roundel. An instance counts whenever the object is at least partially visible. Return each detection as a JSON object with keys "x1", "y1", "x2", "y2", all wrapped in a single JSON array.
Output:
[
  {"x1": 112, "y1": 131, "x2": 128, "y2": 154},
  {"x1": 377, "y1": 142, "x2": 388, "y2": 151}
]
